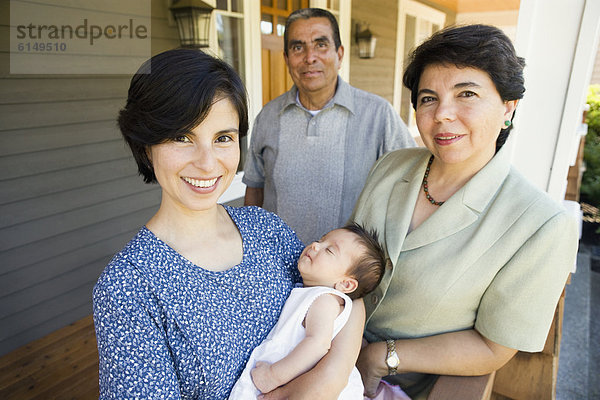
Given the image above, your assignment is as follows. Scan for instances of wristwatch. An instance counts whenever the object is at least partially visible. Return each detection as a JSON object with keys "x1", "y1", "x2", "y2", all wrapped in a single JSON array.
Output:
[{"x1": 385, "y1": 339, "x2": 399, "y2": 376}]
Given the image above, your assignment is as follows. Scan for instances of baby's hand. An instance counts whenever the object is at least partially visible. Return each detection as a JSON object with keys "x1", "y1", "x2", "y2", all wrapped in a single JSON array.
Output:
[{"x1": 251, "y1": 361, "x2": 279, "y2": 393}]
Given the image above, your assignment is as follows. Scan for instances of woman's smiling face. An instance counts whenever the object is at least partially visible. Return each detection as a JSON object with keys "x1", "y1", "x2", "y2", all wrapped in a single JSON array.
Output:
[
  {"x1": 415, "y1": 64, "x2": 517, "y2": 170},
  {"x1": 148, "y1": 97, "x2": 240, "y2": 214}
]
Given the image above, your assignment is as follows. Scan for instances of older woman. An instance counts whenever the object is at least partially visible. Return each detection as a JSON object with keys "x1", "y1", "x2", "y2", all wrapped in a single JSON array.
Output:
[
  {"x1": 93, "y1": 49, "x2": 363, "y2": 399},
  {"x1": 352, "y1": 25, "x2": 579, "y2": 399}
]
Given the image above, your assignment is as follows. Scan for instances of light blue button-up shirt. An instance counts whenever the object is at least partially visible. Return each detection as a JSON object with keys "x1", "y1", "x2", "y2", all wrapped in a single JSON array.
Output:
[{"x1": 243, "y1": 77, "x2": 415, "y2": 244}]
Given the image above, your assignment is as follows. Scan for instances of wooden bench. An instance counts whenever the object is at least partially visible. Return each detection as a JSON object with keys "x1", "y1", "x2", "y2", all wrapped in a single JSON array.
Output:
[
  {"x1": 429, "y1": 287, "x2": 567, "y2": 400},
  {"x1": 0, "y1": 315, "x2": 99, "y2": 400},
  {"x1": 490, "y1": 287, "x2": 566, "y2": 400}
]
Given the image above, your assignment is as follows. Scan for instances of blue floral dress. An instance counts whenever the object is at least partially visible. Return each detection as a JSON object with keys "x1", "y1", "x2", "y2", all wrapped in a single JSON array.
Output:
[{"x1": 93, "y1": 206, "x2": 303, "y2": 399}]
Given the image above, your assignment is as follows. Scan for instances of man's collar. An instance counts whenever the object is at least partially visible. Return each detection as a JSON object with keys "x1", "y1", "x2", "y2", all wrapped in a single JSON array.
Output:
[
  {"x1": 330, "y1": 77, "x2": 355, "y2": 113},
  {"x1": 282, "y1": 76, "x2": 355, "y2": 114}
]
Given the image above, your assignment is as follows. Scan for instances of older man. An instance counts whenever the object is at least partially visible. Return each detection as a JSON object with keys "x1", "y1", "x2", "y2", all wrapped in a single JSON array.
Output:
[{"x1": 243, "y1": 8, "x2": 415, "y2": 244}]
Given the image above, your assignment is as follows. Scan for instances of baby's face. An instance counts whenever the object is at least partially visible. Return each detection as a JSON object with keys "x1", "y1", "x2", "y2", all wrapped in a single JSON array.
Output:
[{"x1": 298, "y1": 229, "x2": 363, "y2": 288}]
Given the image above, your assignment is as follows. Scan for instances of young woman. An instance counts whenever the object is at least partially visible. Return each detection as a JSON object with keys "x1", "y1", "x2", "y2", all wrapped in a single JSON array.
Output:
[
  {"x1": 352, "y1": 25, "x2": 578, "y2": 399},
  {"x1": 93, "y1": 48, "x2": 363, "y2": 399}
]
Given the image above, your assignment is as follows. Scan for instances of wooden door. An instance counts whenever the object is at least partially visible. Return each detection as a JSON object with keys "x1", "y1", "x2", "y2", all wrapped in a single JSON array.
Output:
[{"x1": 260, "y1": 0, "x2": 308, "y2": 105}]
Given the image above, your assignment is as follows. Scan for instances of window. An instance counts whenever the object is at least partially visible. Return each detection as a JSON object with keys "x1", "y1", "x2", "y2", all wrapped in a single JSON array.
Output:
[
  {"x1": 213, "y1": 1, "x2": 247, "y2": 174},
  {"x1": 394, "y1": 0, "x2": 446, "y2": 135},
  {"x1": 214, "y1": 0, "x2": 246, "y2": 82}
]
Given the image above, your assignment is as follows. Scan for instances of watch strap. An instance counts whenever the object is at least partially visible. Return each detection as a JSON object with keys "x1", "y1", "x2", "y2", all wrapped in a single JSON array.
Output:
[{"x1": 386, "y1": 339, "x2": 398, "y2": 375}]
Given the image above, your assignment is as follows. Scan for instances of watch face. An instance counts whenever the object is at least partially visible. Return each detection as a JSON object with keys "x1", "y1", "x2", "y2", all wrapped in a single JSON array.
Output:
[{"x1": 386, "y1": 354, "x2": 399, "y2": 368}]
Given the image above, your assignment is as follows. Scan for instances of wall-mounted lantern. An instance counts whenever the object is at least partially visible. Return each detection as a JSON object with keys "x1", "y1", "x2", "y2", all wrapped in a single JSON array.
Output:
[
  {"x1": 356, "y1": 25, "x2": 377, "y2": 59},
  {"x1": 170, "y1": 0, "x2": 215, "y2": 48}
]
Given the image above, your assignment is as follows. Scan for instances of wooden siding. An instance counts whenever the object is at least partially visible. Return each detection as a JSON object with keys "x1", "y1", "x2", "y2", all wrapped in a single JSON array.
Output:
[
  {"x1": 349, "y1": 0, "x2": 399, "y2": 103},
  {"x1": 0, "y1": 0, "x2": 179, "y2": 356}
]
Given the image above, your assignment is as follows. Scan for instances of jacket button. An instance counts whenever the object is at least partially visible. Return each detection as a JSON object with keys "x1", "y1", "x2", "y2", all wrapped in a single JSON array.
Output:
[{"x1": 371, "y1": 294, "x2": 378, "y2": 304}]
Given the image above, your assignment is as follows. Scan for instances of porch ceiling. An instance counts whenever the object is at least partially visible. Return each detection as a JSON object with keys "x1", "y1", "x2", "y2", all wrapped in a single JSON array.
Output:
[{"x1": 428, "y1": 0, "x2": 520, "y2": 13}]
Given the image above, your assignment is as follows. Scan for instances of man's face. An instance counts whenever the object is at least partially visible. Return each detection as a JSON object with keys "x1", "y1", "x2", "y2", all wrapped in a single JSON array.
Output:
[{"x1": 284, "y1": 17, "x2": 343, "y2": 98}]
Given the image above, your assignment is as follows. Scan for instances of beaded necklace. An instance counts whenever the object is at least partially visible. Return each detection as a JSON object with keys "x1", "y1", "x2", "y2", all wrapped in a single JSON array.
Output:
[{"x1": 422, "y1": 155, "x2": 444, "y2": 206}]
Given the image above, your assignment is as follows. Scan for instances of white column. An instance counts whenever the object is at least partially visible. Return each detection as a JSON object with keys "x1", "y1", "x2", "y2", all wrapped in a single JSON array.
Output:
[
  {"x1": 337, "y1": 0, "x2": 352, "y2": 82},
  {"x1": 244, "y1": 0, "x2": 262, "y2": 125},
  {"x1": 509, "y1": 0, "x2": 600, "y2": 202}
]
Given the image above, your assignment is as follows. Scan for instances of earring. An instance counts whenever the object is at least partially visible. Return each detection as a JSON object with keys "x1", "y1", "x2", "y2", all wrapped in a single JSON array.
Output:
[{"x1": 504, "y1": 120, "x2": 512, "y2": 127}]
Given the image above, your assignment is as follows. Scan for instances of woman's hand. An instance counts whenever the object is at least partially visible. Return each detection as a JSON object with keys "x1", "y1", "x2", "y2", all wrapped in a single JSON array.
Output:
[{"x1": 356, "y1": 341, "x2": 388, "y2": 397}]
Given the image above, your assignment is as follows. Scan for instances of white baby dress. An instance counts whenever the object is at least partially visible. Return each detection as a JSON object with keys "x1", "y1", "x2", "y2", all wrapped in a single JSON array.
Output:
[{"x1": 229, "y1": 286, "x2": 364, "y2": 399}]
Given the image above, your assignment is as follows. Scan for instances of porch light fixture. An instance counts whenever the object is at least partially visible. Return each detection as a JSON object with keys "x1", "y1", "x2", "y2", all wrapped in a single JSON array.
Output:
[
  {"x1": 356, "y1": 26, "x2": 377, "y2": 59},
  {"x1": 170, "y1": 0, "x2": 215, "y2": 48}
]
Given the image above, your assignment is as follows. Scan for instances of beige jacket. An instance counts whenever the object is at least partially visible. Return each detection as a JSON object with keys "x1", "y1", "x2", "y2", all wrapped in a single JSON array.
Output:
[{"x1": 351, "y1": 147, "x2": 578, "y2": 352}]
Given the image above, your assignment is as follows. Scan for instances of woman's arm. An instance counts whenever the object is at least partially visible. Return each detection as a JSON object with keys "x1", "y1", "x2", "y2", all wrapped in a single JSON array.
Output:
[
  {"x1": 357, "y1": 329, "x2": 517, "y2": 397},
  {"x1": 94, "y1": 267, "x2": 181, "y2": 399},
  {"x1": 260, "y1": 299, "x2": 366, "y2": 400},
  {"x1": 244, "y1": 186, "x2": 264, "y2": 207}
]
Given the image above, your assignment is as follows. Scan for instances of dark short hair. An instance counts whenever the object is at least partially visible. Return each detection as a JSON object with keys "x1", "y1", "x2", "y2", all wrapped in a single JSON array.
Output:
[
  {"x1": 284, "y1": 8, "x2": 342, "y2": 57},
  {"x1": 403, "y1": 24, "x2": 526, "y2": 152},
  {"x1": 342, "y1": 223, "x2": 388, "y2": 300},
  {"x1": 118, "y1": 48, "x2": 249, "y2": 183}
]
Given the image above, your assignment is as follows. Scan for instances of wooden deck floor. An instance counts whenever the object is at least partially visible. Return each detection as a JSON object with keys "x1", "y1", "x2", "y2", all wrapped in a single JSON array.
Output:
[{"x1": 0, "y1": 315, "x2": 99, "y2": 400}]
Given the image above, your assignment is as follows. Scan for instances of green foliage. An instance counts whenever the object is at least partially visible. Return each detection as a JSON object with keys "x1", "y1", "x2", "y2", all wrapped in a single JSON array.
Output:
[{"x1": 581, "y1": 85, "x2": 600, "y2": 208}]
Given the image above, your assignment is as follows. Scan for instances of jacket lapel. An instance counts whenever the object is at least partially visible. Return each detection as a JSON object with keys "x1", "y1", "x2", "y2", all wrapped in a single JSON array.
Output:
[
  {"x1": 402, "y1": 194, "x2": 479, "y2": 250},
  {"x1": 401, "y1": 145, "x2": 512, "y2": 251},
  {"x1": 384, "y1": 159, "x2": 423, "y2": 263}
]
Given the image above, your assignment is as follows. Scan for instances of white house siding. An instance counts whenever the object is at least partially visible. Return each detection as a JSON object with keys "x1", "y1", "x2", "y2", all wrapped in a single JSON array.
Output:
[
  {"x1": 0, "y1": 0, "x2": 179, "y2": 356},
  {"x1": 455, "y1": 10, "x2": 519, "y2": 42},
  {"x1": 349, "y1": 0, "x2": 399, "y2": 103}
]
